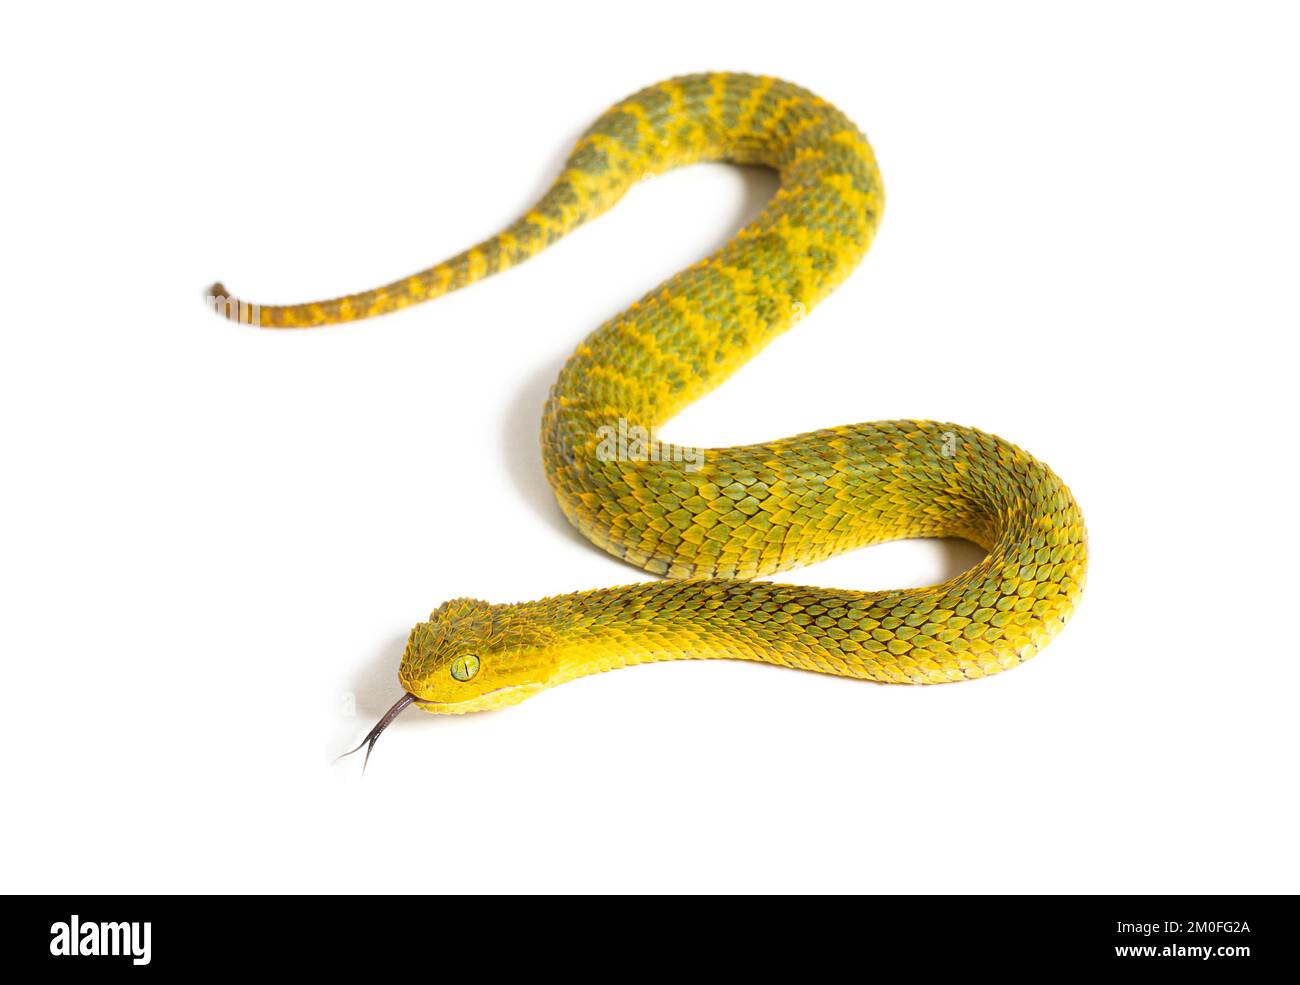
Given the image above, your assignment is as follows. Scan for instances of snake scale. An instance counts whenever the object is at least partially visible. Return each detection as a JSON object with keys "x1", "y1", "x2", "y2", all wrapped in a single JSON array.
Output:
[{"x1": 211, "y1": 73, "x2": 1086, "y2": 754}]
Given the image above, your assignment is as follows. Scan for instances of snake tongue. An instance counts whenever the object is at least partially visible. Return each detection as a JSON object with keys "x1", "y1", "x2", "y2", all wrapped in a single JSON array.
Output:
[{"x1": 337, "y1": 692, "x2": 418, "y2": 772}]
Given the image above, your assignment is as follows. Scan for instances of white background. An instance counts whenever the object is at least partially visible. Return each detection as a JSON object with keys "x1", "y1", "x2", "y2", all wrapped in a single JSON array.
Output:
[{"x1": 2, "y1": 2, "x2": 1297, "y2": 894}]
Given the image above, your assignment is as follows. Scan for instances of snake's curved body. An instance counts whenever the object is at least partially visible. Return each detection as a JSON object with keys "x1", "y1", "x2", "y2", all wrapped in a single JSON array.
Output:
[{"x1": 214, "y1": 74, "x2": 1087, "y2": 716}]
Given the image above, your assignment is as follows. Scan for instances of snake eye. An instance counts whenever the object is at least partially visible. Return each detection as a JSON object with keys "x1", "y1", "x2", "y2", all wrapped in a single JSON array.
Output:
[{"x1": 450, "y1": 654, "x2": 480, "y2": 682}]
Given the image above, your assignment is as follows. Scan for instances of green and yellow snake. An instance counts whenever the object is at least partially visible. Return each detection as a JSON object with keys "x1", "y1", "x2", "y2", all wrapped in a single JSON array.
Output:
[{"x1": 210, "y1": 73, "x2": 1087, "y2": 761}]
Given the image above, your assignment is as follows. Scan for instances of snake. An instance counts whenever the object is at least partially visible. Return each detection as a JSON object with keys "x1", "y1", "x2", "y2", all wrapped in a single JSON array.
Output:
[{"x1": 209, "y1": 73, "x2": 1087, "y2": 764}]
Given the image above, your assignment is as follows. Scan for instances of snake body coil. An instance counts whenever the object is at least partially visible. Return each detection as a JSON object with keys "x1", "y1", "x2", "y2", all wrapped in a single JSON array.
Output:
[{"x1": 214, "y1": 74, "x2": 1087, "y2": 721}]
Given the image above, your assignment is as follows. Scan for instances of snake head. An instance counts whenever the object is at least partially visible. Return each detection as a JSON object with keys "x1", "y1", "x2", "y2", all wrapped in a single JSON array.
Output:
[{"x1": 398, "y1": 597, "x2": 558, "y2": 713}]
